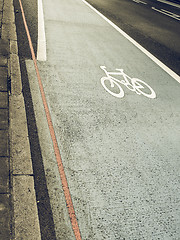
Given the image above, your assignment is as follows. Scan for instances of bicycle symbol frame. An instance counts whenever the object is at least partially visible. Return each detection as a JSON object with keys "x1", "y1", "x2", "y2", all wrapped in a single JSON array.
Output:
[{"x1": 100, "y1": 66, "x2": 156, "y2": 99}]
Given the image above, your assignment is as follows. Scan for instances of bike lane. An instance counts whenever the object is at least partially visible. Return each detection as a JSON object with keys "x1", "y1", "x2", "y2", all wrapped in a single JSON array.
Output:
[{"x1": 25, "y1": 0, "x2": 180, "y2": 239}]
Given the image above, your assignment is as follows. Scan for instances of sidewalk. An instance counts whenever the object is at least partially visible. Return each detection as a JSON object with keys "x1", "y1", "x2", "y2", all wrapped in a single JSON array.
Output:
[
  {"x1": 0, "y1": 0, "x2": 11, "y2": 237},
  {"x1": 0, "y1": 0, "x2": 41, "y2": 239},
  {"x1": 0, "y1": 10, "x2": 10, "y2": 240}
]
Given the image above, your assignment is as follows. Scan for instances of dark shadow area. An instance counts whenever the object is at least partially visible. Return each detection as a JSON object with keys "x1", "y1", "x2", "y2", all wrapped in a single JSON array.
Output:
[
  {"x1": 13, "y1": 1, "x2": 56, "y2": 238},
  {"x1": 13, "y1": 0, "x2": 38, "y2": 59},
  {"x1": 20, "y1": 58, "x2": 57, "y2": 240}
]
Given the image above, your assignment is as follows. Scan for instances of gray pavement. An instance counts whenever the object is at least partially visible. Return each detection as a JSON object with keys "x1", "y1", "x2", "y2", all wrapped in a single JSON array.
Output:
[
  {"x1": 26, "y1": 0, "x2": 180, "y2": 239},
  {"x1": 0, "y1": 0, "x2": 41, "y2": 239}
]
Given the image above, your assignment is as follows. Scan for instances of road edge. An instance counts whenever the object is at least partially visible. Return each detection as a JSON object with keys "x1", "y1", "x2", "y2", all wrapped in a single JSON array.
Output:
[{"x1": 2, "y1": 0, "x2": 41, "y2": 239}]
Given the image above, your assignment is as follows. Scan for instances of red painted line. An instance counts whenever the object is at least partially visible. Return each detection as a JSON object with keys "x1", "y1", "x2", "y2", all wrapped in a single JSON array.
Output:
[{"x1": 18, "y1": 0, "x2": 82, "y2": 239}]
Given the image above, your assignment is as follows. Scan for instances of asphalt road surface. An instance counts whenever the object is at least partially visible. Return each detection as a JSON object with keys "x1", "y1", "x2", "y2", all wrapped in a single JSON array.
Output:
[
  {"x1": 85, "y1": 0, "x2": 180, "y2": 75},
  {"x1": 14, "y1": 0, "x2": 180, "y2": 239}
]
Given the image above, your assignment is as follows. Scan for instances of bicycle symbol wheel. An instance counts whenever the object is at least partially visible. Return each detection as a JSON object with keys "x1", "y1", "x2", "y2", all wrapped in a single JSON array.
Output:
[
  {"x1": 131, "y1": 78, "x2": 156, "y2": 99},
  {"x1": 101, "y1": 77, "x2": 124, "y2": 98}
]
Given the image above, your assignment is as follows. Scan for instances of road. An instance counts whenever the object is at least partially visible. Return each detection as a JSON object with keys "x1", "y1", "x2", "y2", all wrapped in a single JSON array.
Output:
[
  {"x1": 14, "y1": 0, "x2": 180, "y2": 239},
  {"x1": 85, "y1": 0, "x2": 180, "y2": 75}
]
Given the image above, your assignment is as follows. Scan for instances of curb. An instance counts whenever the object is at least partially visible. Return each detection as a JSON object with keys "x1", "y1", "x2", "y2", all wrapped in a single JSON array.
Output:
[{"x1": 2, "y1": 0, "x2": 41, "y2": 239}]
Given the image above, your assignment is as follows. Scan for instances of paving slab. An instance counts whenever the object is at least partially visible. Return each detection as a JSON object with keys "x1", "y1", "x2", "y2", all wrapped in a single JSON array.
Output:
[
  {"x1": 0, "y1": 194, "x2": 11, "y2": 240},
  {"x1": 0, "y1": 55, "x2": 8, "y2": 67},
  {"x1": 0, "y1": 130, "x2": 8, "y2": 156},
  {"x1": 0, "y1": 157, "x2": 9, "y2": 193},
  {"x1": 2, "y1": 1, "x2": 15, "y2": 25},
  {"x1": 0, "y1": 0, "x2": 3, "y2": 8},
  {"x1": 1, "y1": 22, "x2": 17, "y2": 41},
  {"x1": 0, "y1": 66, "x2": 8, "y2": 91},
  {"x1": 0, "y1": 12, "x2": 2, "y2": 25},
  {"x1": 0, "y1": 109, "x2": 8, "y2": 129},
  {"x1": 0, "y1": 39, "x2": 9, "y2": 56},
  {"x1": 0, "y1": 92, "x2": 8, "y2": 108}
]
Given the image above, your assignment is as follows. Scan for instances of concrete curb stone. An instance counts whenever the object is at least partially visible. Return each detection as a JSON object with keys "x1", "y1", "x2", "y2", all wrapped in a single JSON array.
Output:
[
  {"x1": 0, "y1": 39, "x2": 9, "y2": 56},
  {"x1": 13, "y1": 176, "x2": 41, "y2": 240},
  {"x1": 9, "y1": 94, "x2": 33, "y2": 175},
  {"x1": 9, "y1": 54, "x2": 22, "y2": 95},
  {"x1": 0, "y1": 157, "x2": 9, "y2": 192},
  {"x1": 0, "y1": 91, "x2": 8, "y2": 108},
  {"x1": 0, "y1": 55, "x2": 8, "y2": 66},
  {"x1": 0, "y1": 194, "x2": 11, "y2": 239},
  {"x1": 0, "y1": 108, "x2": 8, "y2": 128},
  {"x1": 0, "y1": 66, "x2": 8, "y2": 91},
  {"x1": 0, "y1": 130, "x2": 8, "y2": 156},
  {"x1": 1, "y1": 22, "x2": 17, "y2": 41}
]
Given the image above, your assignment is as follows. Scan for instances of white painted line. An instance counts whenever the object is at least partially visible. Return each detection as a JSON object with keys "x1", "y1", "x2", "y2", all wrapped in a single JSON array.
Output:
[
  {"x1": 81, "y1": 0, "x2": 180, "y2": 84},
  {"x1": 132, "y1": 0, "x2": 147, "y2": 5},
  {"x1": 37, "y1": 0, "x2": 47, "y2": 61},
  {"x1": 157, "y1": 0, "x2": 180, "y2": 9},
  {"x1": 139, "y1": 1, "x2": 147, "y2": 5},
  {"x1": 152, "y1": 7, "x2": 180, "y2": 21},
  {"x1": 161, "y1": 9, "x2": 180, "y2": 18}
]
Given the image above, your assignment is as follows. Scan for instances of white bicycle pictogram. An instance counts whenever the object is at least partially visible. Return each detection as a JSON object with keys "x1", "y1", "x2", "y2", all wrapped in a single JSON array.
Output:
[{"x1": 100, "y1": 66, "x2": 156, "y2": 99}]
